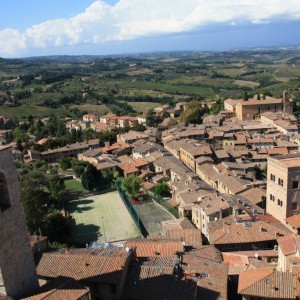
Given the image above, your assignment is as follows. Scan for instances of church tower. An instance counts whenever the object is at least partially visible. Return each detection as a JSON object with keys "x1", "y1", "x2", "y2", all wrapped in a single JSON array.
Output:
[{"x1": 0, "y1": 147, "x2": 39, "y2": 299}]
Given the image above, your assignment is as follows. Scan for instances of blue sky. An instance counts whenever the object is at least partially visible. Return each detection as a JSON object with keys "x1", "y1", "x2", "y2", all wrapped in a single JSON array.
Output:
[{"x1": 0, "y1": 0, "x2": 300, "y2": 58}]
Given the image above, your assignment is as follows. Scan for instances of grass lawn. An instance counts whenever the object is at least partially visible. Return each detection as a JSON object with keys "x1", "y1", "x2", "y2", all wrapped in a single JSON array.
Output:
[
  {"x1": 127, "y1": 101, "x2": 161, "y2": 112},
  {"x1": 0, "y1": 105, "x2": 73, "y2": 119},
  {"x1": 65, "y1": 179, "x2": 88, "y2": 193},
  {"x1": 69, "y1": 104, "x2": 110, "y2": 115},
  {"x1": 67, "y1": 191, "x2": 141, "y2": 244}
]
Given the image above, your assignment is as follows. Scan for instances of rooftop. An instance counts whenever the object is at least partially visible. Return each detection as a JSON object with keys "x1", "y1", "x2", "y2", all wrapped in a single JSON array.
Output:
[
  {"x1": 37, "y1": 248, "x2": 130, "y2": 284},
  {"x1": 238, "y1": 268, "x2": 295, "y2": 299}
]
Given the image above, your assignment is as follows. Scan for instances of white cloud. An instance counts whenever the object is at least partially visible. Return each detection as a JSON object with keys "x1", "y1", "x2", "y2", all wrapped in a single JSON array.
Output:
[{"x1": 1, "y1": 0, "x2": 300, "y2": 56}]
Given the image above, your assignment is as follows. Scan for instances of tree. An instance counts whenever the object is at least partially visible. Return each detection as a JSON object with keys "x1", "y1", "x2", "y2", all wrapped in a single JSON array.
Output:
[
  {"x1": 179, "y1": 100, "x2": 207, "y2": 125},
  {"x1": 210, "y1": 99, "x2": 224, "y2": 115},
  {"x1": 155, "y1": 182, "x2": 170, "y2": 197},
  {"x1": 20, "y1": 171, "x2": 50, "y2": 233},
  {"x1": 113, "y1": 171, "x2": 120, "y2": 179},
  {"x1": 73, "y1": 165, "x2": 85, "y2": 178},
  {"x1": 122, "y1": 174, "x2": 143, "y2": 198},
  {"x1": 146, "y1": 109, "x2": 159, "y2": 127},
  {"x1": 48, "y1": 175, "x2": 65, "y2": 203},
  {"x1": 43, "y1": 212, "x2": 72, "y2": 243},
  {"x1": 257, "y1": 93, "x2": 261, "y2": 100},
  {"x1": 81, "y1": 164, "x2": 103, "y2": 191},
  {"x1": 59, "y1": 157, "x2": 72, "y2": 170},
  {"x1": 244, "y1": 91, "x2": 249, "y2": 101}
]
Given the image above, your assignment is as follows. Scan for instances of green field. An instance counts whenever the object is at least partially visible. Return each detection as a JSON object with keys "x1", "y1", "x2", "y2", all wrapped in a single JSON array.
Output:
[
  {"x1": 69, "y1": 104, "x2": 110, "y2": 115},
  {"x1": 127, "y1": 101, "x2": 161, "y2": 112},
  {"x1": 120, "y1": 81, "x2": 215, "y2": 98},
  {"x1": 0, "y1": 105, "x2": 73, "y2": 119},
  {"x1": 67, "y1": 191, "x2": 141, "y2": 244},
  {"x1": 65, "y1": 179, "x2": 88, "y2": 193}
]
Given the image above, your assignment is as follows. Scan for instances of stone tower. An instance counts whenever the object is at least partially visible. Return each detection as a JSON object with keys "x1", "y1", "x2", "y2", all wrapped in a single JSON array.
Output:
[
  {"x1": 283, "y1": 89, "x2": 293, "y2": 113},
  {"x1": 0, "y1": 147, "x2": 39, "y2": 299}
]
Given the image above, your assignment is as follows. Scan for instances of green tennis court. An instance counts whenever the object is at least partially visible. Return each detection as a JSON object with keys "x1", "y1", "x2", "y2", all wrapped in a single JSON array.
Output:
[{"x1": 67, "y1": 191, "x2": 141, "y2": 244}]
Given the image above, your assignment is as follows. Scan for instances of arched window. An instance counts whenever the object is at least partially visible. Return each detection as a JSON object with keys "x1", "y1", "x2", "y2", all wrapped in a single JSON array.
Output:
[{"x1": 0, "y1": 172, "x2": 11, "y2": 212}]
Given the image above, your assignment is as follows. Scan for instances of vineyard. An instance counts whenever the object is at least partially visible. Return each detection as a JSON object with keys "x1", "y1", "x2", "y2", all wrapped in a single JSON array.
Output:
[{"x1": 20, "y1": 92, "x2": 62, "y2": 105}]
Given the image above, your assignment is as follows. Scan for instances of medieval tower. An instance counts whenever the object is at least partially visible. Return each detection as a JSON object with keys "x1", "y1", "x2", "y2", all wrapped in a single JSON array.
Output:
[
  {"x1": 0, "y1": 147, "x2": 39, "y2": 299},
  {"x1": 283, "y1": 89, "x2": 293, "y2": 113}
]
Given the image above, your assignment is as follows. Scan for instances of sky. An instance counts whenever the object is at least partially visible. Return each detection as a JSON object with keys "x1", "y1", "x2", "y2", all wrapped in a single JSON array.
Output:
[{"x1": 1, "y1": 0, "x2": 300, "y2": 58}]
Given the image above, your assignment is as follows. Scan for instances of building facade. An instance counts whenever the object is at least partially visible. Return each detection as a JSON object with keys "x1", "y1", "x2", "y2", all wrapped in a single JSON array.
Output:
[{"x1": 266, "y1": 154, "x2": 300, "y2": 231}]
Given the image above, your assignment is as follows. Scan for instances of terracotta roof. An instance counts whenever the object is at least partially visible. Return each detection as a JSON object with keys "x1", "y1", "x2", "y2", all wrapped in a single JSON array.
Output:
[
  {"x1": 122, "y1": 257, "x2": 197, "y2": 300},
  {"x1": 208, "y1": 217, "x2": 290, "y2": 245},
  {"x1": 238, "y1": 268, "x2": 295, "y2": 299},
  {"x1": 164, "y1": 229, "x2": 202, "y2": 248},
  {"x1": 239, "y1": 188, "x2": 266, "y2": 205},
  {"x1": 125, "y1": 238, "x2": 183, "y2": 257},
  {"x1": 142, "y1": 181, "x2": 155, "y2": 190},
  {"x1": 277, "y1": 234, "x2": 300, "y2": 256},
  {"x1": 286, "y1": 214, "x2": 300, "y2": 229},
  {"x1": 222, "y1": 251, "x2": 276, "y2": 275},
  {"x1": 122, "y1": 163, "x2": 139, "y2": 175},
  {"x1": 161, "y1": 217, "x2": 194, "y2": 231},
  {"x1": 237, "y1": 97, "x2": 284, "y2": 106},
  {"x1": 37, "y1": 248, "x2": 130, "y2": 284},
  {"x1": 183, "y1": 250, "x2": 228, "y2": 300},
  {"x1": 22, "y1": 277, "x2": 89, "y2": 300}
]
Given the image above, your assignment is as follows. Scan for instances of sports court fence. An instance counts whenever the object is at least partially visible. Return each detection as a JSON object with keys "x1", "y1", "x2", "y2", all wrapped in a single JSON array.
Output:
[
  {"x1": 115, "y1": 178, "x2": 143, "y2": 234},
  {"x1": 152, "y1": 193, "x2": 179, "y2": 218}
]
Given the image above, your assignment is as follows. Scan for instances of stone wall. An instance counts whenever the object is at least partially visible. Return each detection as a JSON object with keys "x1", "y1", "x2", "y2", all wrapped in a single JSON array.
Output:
[{"x1": 0, "y1": 147, "x2": 39, "y2": 299}]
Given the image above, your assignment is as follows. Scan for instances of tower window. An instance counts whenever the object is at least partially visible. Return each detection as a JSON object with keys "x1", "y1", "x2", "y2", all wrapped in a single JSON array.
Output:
[
  {"x1": 0, "y1": 172, "x2": 11, "y2": 212},
  {"x1": 292, "y1": 181, "x2": 299, "y2": 189},
  {"x1": 292, "y1": 202, "x2": 298, "y2": 210}
]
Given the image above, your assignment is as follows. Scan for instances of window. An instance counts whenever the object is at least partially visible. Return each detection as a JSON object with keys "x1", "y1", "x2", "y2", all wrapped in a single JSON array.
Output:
[
  {"x1": 269, "y1": 194, "x2": 275, "y2": 202},
  {"x1": 277, "y1": 199, "x2": 283, "y2": 207},
  {"x1": 0, "y1": 172, "x2": 11, "y2": 212},
  {"x1": 278, "y1": 178, "x2": 283, "y2": 186},
  {"x1": 270, "y1": 174, "x2": 275, "y2": 182},
  {"x1": 292, "y1": 181, "x2": 299, "y2": 189},
  {"x1": 292, "y1": 202, "x2": 298, "y2": 211}
]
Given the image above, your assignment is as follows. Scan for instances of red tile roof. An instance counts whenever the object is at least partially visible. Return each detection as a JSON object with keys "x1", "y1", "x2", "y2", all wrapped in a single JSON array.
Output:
[
  {"x1": 182, "y1": 250, "x2": 228, "y2": 300},
  {"x1": 238, "y1": 268, "x2": 295, "y2": 299},
  {"x1": 37, "y1": 248, "x2": 130, "y2": 284},
  {"x1": 165, "y1": 229, "x2": 202, "y2": 248},
  {"x1": 123, "y1": 257, "x2": 197, "y2": 300},
  {"x1": 125, "y1": 238, "x2": 183, "y2": 257},
  {"x1": 208, "y1": 217, "x2": 290, "y2": 245},
  {"x1": 286, "y1": 214, "x2": 300, "y2": 229},
  {"x1": 22, "y1": 277, "x2": 89, "y2": 300},
  {"x1": 277, "y1": 234, "x2": 300, "y2": 256}
]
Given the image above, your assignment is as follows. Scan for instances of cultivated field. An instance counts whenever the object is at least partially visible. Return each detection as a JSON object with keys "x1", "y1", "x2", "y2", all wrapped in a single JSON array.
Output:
[
  {"x1": 67, "y1": 191, "x2": 141, "y2": 244},
  {"x1": 69, "y1": 104, "x2": 110, "y2": 115},
  {"x1": 127, "y1": 101, "x2": 161, "y2": 112},
  {"x1": 0, "y1": 105, "x2": 73, "y2": 119}
]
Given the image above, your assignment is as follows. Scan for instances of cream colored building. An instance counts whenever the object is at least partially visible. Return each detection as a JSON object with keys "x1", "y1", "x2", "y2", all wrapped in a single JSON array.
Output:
[
  {"x1": 266, "y1": 154, "x2": 300, "y2": 231},
  {"x1": 225, "y1": 91, "x2": 293, "y2": 121},
  {"x1": 277, "y1": 234, "x2": 300, "y2": 272},
  {"x1": 192, "y1": 195, "x2": 230, "y2": 235}
]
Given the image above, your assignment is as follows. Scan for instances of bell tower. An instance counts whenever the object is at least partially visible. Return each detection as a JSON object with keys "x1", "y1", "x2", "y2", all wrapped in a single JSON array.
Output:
[{"x1": 0, "y1": 147, "x2": 38, "y2": 299}]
